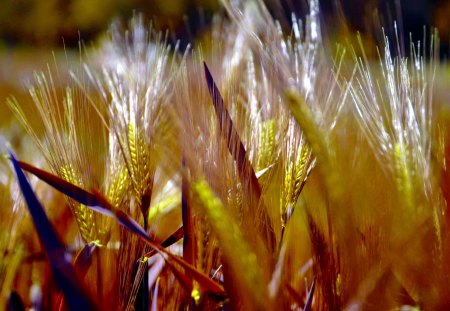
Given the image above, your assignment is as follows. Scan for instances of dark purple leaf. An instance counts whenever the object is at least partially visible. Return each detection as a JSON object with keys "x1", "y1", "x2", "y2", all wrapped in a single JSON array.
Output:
[
  {"x1": 203, "y1": 62, "x2": 275, "y2": 251},
  {"x1": 17, "y1": 160, "x2": 114, "y2": 217},
  {"x1": 16, "y1": 157, "x2": 225, "y2": 296},
  {"x1": 144, "y1": 226, "x2": 184, "y2": 258},
  {"x1": 73, "y1": 242, "x2": 97, "y2": 279},
  {"x1": 203, "y1": 62, "x2": 262, "y2": 199},
  {"x1": 114, "y1": 211, "x2": 225, "y2": 295},
  {"x1": 7, "y1": 291, "x2": 25, "y2": 311},
  {"x1": 10, "y1": 152, "x2": 97, "y2": 311}
]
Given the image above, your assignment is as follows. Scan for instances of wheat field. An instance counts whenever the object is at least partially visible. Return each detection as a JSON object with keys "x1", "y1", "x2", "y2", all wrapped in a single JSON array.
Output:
[{"x1": 1, "y1": 0, "x2": 450, "y2": 310}]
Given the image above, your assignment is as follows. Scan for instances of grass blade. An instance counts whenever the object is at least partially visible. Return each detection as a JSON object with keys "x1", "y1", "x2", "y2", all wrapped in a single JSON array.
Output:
[
  {"x1": 127, "y1": 258, "x2": 148, "y2": 311},
  {"x1": 16, "y1": 158, "x2": 225, "y2": 297},
  {"x1": 193, "y1": 180, "x2": 268, "y2": 310},
  {"x1": 304, "y1": 279, "x2": 316, "y2": 311},
  {"x1": 10, "y1": 153, "x2": 97, "y2": 311},
  {"x1": 17, "y1": 160, "x2": 114, "y2": 216},
  {"x1": 113, "y1": 211, "x2": 225, "y2": 296},
  {"x1": 144, "y1": 226, "x2": 184, "y2": 258},
  {"x1": 58, "y1": 243, "x2": 98, "y2": 311},
  {"x1": 160, "y1": 226, "x2": 184, "y2": 248},
  {"x1": 203, "y1": 62, "x2": 261, "y2": 199},
  {"x1": 203, "y1": 62, "x2": 275, "y2": 251},
  {"x1": 73, "y1": 242, "x2": 97, "y2": 279}
]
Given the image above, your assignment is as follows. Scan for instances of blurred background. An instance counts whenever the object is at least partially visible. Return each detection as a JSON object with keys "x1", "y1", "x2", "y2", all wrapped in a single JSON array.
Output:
[
  {"x1": 0, "y1": 0, "x2": 218, "y2": 48},
  {"x1": 0, "y1": 0, "x2": 448, "y2": 49},
  {"x1": 0, "y1": 0, "x2": 449, "y2": 125}
]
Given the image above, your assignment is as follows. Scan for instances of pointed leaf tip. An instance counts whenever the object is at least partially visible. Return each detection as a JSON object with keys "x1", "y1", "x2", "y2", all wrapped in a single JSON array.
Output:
[
  {"x1": 73, "y1": 242, "x2": 97, "y2": 279},
  {"x1": 203, "y1": 61, "x2": 276, "y2": 252},
  {"x1": 203, "y1": 62, "x2": 214, "y2": 93},
  {"x1": 17, "y1": 159, "x2": 114, "y2": 217}
]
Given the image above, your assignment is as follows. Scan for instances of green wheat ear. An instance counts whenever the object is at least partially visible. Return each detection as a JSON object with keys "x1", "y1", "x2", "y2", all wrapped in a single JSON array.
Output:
[
  {"x1": 257, "y1": 119, "x2": 276, "y2": 172},
  {"x1": 106, "y1": 167, "x2": 129, "y2": 209},
  {"x1": 127, "y1": 122, "x2": 153, "y2": 218},
  {"x1": 392, "y1": 142, "x2": 414, "y2": 210},
  {"x1": 60, "y1": 164, "x2": 99, "y2": 243},
  {"x1": 285, "y1": 90, "x2": 341, "y2": 202},
  {"x1": 281, "y1": 142, "x2": 311, "y2": 228},
  {"x1": 193, "y1": 180, "x2": 268, "y2": 310}
]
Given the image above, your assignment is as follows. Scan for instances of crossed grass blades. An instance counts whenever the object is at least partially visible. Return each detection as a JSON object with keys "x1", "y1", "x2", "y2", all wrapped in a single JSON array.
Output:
[{"x1": 1, "y1": 0, "x2": 450, "y2": 310}]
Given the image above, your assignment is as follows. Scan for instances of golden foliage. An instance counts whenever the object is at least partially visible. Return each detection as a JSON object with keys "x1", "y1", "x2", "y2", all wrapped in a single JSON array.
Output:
[{"x1": 2, "y1": 1, "x2": 450, "y2": 310}]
